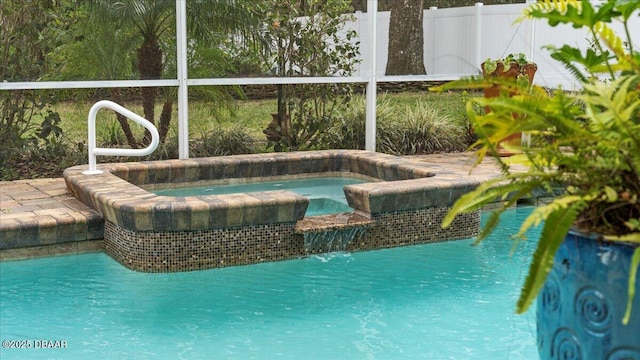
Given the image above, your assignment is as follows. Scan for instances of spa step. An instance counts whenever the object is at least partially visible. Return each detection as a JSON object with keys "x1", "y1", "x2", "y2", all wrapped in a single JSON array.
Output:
[{"x1": 0, "y1": 178, "x2": 104, "y2": 259}]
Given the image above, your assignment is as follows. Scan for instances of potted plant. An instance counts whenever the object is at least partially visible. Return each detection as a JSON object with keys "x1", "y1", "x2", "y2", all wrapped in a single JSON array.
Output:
[
  {"x1": 434, "y1": 1, "x2": 640, "y2": 358},
  {"x1": 481, "y1": 53, "x2": 537, "y2": 155},
  {"x1": 481, "y1": 52, "x2": 538, "y2": 93}
]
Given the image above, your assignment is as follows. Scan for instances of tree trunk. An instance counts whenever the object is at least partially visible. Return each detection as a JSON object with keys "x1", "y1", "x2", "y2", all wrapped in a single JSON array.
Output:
[
  {"x1": 385, "y1": 0, "x2": 427, "y2": 75},
  {"x1": 351, "y1": 0, "x2": 367, "y2": 12},
  {"x1": 158, "y1": 100, "x2": 172, "y2": 144},
  {"x1": 110, "y1": 88, "x2": 139, "y2": 149},
  {"x1": 137, "y1": 37, "x2": 163, "y2": 145}
]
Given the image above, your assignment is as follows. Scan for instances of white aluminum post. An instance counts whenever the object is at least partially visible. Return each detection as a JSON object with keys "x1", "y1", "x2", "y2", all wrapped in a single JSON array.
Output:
[
  {"x1": 365, "y1": 0, "x2": 378, "y2": 152},
  {"x1": 475, "y1": 3, "x2": 484, "y2": 70},
  {"x1": 523, "y1": 0, "x2": 536, "y2": 147},
  {"x1": 176, "y1": 0, "x2": 189, "y2": 159},
  {"x1": 526, "y1": 0, "x2": 536, "y2": 63},
  {"x1": 429, "y1": 7, "x2": 437, "y2": 75}
]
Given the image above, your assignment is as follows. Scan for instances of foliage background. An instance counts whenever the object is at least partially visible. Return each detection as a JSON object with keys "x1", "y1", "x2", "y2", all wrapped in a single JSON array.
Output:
[{"x1": 0, "y1": 0, "x2": 488, "y2": 180}]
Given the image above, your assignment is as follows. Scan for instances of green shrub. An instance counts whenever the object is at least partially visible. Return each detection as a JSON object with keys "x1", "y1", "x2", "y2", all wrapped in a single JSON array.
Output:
[
  {"x1": 329, "y1": 95, "x2": 395, "y2": 150},
  {"x1": 1, "y1": 1, "x2": 75, "y2": 179},
  {"x1": 0, "y1": 134, "x2": 84, "y2": 181},
  {"x1": 382, "y1": 103, "x2": 469, "y2": 155},
  {"x1": 190, "y1": 125, "x2": 260, "y2": 157},
  {"x1": 330, "y1": 95, "x2": 472, "y2": 154},
  {"x1": 260, "y1": 0, "x2": 360, "y2": 151}
]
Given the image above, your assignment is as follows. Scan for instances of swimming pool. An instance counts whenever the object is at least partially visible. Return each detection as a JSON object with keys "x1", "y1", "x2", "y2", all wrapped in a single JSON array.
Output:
[{"x1": 0, "y1": 208, "x2": 538, "y2": 359}]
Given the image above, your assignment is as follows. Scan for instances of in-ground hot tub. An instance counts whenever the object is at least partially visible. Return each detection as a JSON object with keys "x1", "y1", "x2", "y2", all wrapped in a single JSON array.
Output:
[{"x1": 63, "y1": 150, "x2": 481, "y2": 272}]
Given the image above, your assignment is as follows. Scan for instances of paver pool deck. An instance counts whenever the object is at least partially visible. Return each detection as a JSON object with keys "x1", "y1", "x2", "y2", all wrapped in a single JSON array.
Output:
[{"x1": 0, "y1": 152, "x2": 511, "y2": 260}]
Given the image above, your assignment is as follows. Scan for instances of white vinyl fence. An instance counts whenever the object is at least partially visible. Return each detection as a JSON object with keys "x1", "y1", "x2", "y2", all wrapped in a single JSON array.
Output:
[{"x1": 355, "y1": 2, "x2": 639, "y2": 90}]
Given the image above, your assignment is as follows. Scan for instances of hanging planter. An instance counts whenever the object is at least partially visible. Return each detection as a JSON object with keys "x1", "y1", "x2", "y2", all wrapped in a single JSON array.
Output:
[{"x1": 481, "y1": 53, "x2": 537, "y2": 156}]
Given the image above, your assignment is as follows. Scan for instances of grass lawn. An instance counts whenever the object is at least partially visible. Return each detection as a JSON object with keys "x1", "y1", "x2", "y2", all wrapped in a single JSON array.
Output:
[{"x1": 52, "y1": 91, "x2": 471, "y2": 144}]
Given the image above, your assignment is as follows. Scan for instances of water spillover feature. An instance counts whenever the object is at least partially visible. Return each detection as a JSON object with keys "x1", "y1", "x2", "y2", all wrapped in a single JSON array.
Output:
[{"x1": 153, "y1": 176, "x2": 370, "y2": 252}]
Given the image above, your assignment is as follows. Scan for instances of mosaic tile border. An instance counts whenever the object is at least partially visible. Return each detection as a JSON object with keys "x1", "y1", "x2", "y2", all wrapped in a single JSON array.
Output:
[
  {"x1": 104, "y1": 206, "x2": 479, "y2": 272},
  {"x1": 352, "y1": 208, "x2": 480, "y2": 251},
  {"x1": 104, "y1": 221, "x2": 303, "y2": 272}
]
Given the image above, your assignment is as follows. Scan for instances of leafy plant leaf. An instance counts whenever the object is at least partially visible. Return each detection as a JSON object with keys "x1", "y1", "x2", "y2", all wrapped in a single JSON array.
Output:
[
  {"x1": 516, "y1": 201, "x2": 584, "y2": 313},
  {"x1": 624, "y1": 247, "x2": 640, "y2": 324}
]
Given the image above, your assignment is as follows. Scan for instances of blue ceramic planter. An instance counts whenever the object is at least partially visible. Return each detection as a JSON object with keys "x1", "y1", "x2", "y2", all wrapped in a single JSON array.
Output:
[{"x1": 537, "y1": 231, "x2": 640, "y2": 359}]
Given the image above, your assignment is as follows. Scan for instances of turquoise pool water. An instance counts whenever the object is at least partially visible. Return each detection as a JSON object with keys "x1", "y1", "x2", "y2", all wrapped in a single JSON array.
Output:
[
  {"x1": 0, "y1": 208, "x2": 538, "y2": 359},
  {"x1": 152, "y1": 177, "x2": 366, "y2": 216}
]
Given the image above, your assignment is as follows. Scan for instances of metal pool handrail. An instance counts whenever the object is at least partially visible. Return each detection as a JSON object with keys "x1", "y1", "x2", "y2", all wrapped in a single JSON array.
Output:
[{"x1": 83, "y1": 100, "x2": 160, "y2": 175}]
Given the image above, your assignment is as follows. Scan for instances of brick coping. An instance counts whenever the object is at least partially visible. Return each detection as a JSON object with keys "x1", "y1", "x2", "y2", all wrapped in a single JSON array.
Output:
[{"x1": 63, "y1": 150, "x2": 481, "y2": 233}]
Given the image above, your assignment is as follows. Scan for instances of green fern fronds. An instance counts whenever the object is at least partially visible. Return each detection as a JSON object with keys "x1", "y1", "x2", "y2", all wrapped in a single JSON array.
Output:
[
  {"x1": 516, "y1": 201, "x2": 585, "y2": 313},
  {"x1": 624, "y1": 248, "x2": 640, "y2": 324},
  {"x1": 581, "y1": 76, "x2": 640, "y2": 131},
  {"x1": 593, "y1": 21, "x2": 626, "y2": 59},
  {"x1": 441, "y1": 178, "x2": 508, "y2": 228},
  {"x1": 524, "y1": 0, "x2": 582, "y2": 17},
  {"x1": 604, "y1": 232, "x2": 640, "y2": 244},
  {"x1": 517, "y1": 195, "x2": 592, "y2": 239}
]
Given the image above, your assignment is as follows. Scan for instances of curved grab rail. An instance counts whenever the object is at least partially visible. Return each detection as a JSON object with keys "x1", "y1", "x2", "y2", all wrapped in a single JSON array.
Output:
[{"x1": 83, "y1": 100, "x2": 160, "y2": 175}]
